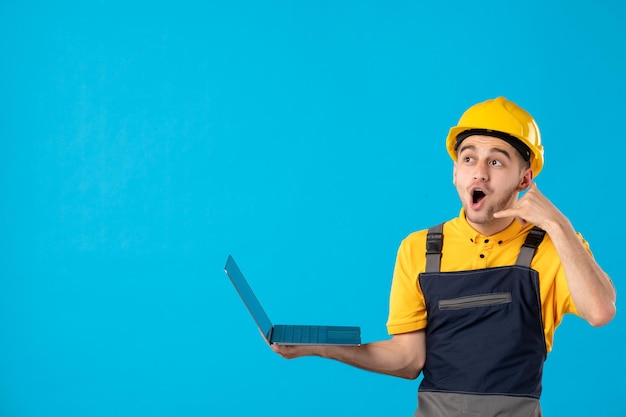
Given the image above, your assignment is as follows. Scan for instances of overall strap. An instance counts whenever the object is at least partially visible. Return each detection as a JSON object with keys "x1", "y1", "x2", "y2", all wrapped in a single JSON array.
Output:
[
  {"x1": 516, "y1": 226, "x2": 546, "y2": 267},
  {"x1": 425, "y1": 223, "x2": 444, "y2": 273}
]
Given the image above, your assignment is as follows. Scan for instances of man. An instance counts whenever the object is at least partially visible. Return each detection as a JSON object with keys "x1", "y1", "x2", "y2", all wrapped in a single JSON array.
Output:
[{"x1": 272, "y1": 97, "x2": 616, "y2": 416}]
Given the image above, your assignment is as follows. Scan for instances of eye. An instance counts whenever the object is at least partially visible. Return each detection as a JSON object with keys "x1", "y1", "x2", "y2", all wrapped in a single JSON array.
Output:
[{"x1": 489, "y1": 159, "x2": 503, "y2": 167}]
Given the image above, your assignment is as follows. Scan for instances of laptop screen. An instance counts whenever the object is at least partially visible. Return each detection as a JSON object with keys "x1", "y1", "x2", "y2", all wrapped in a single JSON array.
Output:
[{"x1": 224, "y1": 255, "x2": 274, "y2": 342}]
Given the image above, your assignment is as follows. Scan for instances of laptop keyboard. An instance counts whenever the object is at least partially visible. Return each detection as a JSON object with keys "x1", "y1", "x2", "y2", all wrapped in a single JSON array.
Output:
[
  {"x1": 272, "y1": 324, "x2": 360, "y2": 345},
  {"x1": 280, "y1": 325, "x2": 321, "y2": 344}
]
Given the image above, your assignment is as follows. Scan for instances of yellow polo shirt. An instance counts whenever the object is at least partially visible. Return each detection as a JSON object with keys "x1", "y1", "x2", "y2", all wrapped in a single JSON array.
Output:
[{"x1": 387, "y1": 209, "x2": 585, "y2": 353}]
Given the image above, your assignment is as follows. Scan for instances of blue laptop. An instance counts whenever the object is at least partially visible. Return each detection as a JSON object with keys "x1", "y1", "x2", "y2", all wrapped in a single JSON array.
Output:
[{"x1": 224, "y1": 255, "x2": 361, "y2": 346}]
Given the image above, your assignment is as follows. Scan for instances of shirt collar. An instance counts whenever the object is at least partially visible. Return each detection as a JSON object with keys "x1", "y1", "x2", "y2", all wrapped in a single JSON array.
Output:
[{"x1": 456, "y1": 207, "x2": 527, "y2": 244}]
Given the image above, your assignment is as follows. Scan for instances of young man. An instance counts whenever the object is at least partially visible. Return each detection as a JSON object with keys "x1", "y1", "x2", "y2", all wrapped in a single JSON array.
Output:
[{"x1": 271, "y1": 97, "x2": 616, "y2": 416}]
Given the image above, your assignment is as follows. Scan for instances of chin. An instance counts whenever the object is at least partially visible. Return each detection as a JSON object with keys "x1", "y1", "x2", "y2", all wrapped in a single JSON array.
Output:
[{"x1": 465, "y1": 210, "x2": 493, "y2": 226}]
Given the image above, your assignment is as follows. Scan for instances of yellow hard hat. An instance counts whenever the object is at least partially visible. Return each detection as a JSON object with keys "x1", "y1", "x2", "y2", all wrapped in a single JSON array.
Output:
[{"x1": 446, "y1": 96, "x2": 544, "y2": 176}]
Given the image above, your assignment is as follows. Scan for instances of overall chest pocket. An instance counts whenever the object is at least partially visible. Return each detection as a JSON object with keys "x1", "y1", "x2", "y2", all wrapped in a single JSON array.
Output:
[{"x1": 438, "y1": 292, "x2": 511, "y2": 310}]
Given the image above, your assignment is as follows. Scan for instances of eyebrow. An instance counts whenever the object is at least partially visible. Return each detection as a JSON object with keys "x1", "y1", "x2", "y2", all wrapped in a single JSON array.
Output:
[{"x1": 458, "y1": 144, "x2": 513, "y2": 161}]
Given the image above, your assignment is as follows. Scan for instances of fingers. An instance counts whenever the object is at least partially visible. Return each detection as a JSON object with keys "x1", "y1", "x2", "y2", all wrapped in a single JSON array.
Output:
[
  {"x1": 493, "y1": 207, "x2": 521, "y2": 220},
  {"x1": 271, "y1": 344, "x2": 303, "y2": 359},
  {"x1": 494, "y1": 182, "x2": 550, "y2": 227},
  {"x1": 271, "y1": 343, "x2": 321, "y2": 360},
  {"x1": 492, "y1": 209, "x2": 509, "y2": 219},
  {"x1": 515, "y1": 216, "x2": 528, "y2": 227}
]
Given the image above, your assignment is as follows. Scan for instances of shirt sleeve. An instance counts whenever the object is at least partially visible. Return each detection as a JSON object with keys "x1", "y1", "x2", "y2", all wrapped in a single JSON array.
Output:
[{"x1": 386, "y1": 231, "x2": 429, "y2": 335}]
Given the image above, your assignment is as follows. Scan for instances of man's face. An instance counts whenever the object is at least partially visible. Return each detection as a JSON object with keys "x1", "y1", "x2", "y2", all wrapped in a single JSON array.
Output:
[{"x1": 453, "y1": 135, "x2": 533, "y2": 234}]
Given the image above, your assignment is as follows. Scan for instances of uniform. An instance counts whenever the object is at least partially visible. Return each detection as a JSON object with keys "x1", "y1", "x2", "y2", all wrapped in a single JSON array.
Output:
[{"x1": 387, "y1": 209, "x2": 591, "y2": 416}]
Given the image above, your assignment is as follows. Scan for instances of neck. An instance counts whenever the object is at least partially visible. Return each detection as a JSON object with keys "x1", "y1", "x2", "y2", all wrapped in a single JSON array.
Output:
[{"x1": 467, "y1": 216, "x2": 515, "y2": 236}]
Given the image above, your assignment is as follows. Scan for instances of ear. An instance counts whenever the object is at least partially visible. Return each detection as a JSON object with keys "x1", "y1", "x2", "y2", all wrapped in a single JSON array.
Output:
[{"x1": 517, "y1": 168, "x2": 534, "y2": 191}]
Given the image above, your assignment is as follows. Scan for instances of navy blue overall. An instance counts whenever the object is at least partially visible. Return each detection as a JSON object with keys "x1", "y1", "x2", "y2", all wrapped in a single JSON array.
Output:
[{"x1": 415, "y1": 223, "x2": 547, "y2": 417}]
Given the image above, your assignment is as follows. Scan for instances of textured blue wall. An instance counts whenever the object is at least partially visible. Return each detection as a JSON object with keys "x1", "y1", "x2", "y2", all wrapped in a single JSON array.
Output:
[{"x1": 1, "y1": 1, "x2": 624, "y2": 416}]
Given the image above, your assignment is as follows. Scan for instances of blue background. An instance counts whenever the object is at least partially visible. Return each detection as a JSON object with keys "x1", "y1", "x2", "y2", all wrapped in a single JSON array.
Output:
[{"x1": 1, "y1": 1, "x2": 624, "y2": 416}]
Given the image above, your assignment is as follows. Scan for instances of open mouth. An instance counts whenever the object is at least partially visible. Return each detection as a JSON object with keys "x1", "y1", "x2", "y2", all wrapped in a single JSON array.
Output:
[{"x1": 472, "y1": 189, "x2": 486, "y2": 204}]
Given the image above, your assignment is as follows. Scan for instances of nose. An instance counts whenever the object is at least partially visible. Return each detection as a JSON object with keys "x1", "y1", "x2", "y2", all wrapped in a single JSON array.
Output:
[{"x1": 473, "y1": 163, "x2": 489, "y2": 182}]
